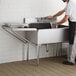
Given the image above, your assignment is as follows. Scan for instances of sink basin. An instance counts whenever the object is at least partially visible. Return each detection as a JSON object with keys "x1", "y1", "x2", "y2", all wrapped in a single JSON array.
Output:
[
  {"x1": 28, "y1": 23, "x2": 51, "y2": 29},
  {"x1": 28, "y1": 23, "x2": 68, "y2": 29}
]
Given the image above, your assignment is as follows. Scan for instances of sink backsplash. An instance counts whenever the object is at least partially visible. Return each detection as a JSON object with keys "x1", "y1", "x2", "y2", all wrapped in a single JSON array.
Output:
[
  {"x1": 26, "y1": 17, "x2": 57, "y2": 23},
  {"x1": 36, "y1": 17, "x2": 56, "y2": 23}
]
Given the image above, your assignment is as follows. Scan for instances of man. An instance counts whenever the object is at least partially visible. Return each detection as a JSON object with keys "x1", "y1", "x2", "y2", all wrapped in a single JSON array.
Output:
[{"x1": 47, "y1": 0, "x2": 76, "y2": 65}]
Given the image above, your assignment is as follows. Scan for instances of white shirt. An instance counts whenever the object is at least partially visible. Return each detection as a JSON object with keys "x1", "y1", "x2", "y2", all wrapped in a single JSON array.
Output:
[{"x1": 65, "y1": 0, "x2": 76, "y2": 22}]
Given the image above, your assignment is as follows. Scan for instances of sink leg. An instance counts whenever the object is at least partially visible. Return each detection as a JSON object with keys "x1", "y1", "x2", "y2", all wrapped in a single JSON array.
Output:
[
  {"x1": 56, "y1": 43, "x2": 58, "y2": 56},
  {"x1": 58, "y1": 42, "x2": 62, "y2": 56},
  {"x1": 27, "y1": 43, "x2": 29, "y2": 62},
  {"x1": 22, "y1": 43, "x2": 25, "y2": 61},
  {"x1": 56, "y1": 43, "x2": 63, "y2": 56},
  {"x1": 37, "y1": 45, "x2": 40, "y2": 65},
  {"x1": 46, "y1": 44, "x2": 49, "y2": 52},
  {"x1": 60, "y1": 42, "x2": 62, "y2": 56}
]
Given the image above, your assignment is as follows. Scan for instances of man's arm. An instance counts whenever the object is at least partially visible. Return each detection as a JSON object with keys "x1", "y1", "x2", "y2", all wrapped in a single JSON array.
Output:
[
  {"x1": 48, "y1": 9, "x2": 65, "y2": 19},
  {"x1": 53, "y1": 9, "x2": 65, "y2": 18},
  {"x1": 54, "y1": 15, "x2": 69, "y2": 26}
]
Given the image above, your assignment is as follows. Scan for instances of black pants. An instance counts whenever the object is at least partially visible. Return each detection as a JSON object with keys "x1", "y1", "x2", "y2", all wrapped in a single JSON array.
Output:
[{"x1": 69, "y1": 21, "x2": 76, "y2": 44}]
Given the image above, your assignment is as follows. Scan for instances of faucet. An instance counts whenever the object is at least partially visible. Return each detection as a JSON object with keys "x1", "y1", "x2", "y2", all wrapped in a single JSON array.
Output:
[{"x1": 23, "y1": 18, "x2": 25, "y2": 24}]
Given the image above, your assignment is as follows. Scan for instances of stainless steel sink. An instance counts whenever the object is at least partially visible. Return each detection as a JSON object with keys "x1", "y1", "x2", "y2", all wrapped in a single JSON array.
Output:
[
  {"x1": 9, "y1": 22, "x2": 69, "y2": 65},
  {"x1": 2, "y1": 17, "x2": 69, "y2": 65},
  {"x1": 26, "y1": 24, "x2": 69, "y2": 45}
]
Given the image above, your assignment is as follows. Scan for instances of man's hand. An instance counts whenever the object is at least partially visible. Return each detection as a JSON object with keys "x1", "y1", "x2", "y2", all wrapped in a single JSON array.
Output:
[
  {"x1": 53, "y1": 22, "x2": 59, "y2": 28},
  {"x1": 47, "y1": 16, "x2": 53, "y2": 20}
]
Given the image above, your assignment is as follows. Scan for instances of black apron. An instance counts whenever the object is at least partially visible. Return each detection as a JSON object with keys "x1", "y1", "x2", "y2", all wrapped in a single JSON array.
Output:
[{"x1": 69, "y1": 20, "x2": 76, "y2": 44}]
